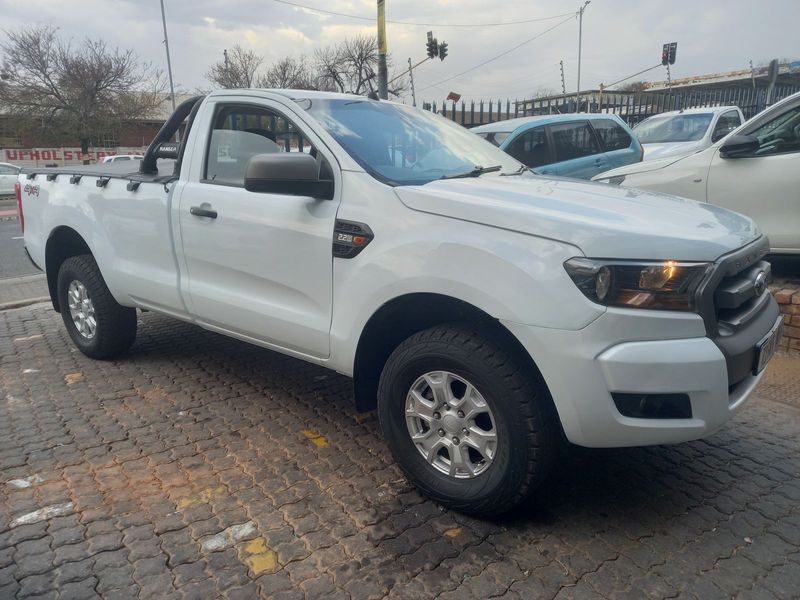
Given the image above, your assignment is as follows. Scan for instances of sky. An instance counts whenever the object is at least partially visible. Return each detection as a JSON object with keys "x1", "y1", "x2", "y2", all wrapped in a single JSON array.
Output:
[{"x1": 0, "y1": 0, "x2": 798, "y2": 104}]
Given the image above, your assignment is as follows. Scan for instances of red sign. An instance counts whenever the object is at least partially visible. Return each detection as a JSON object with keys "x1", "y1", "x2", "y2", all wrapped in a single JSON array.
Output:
[
  {"x1": 2, "y1": 147, "x2": 147, "y2": 166},
  {"x1": 5, "y1": 148, "x2": 113, "y2": 162}
]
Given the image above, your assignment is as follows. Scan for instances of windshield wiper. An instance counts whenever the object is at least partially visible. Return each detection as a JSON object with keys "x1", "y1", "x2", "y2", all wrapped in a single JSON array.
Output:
[
  {"x1": 439, "y1": 165, "x2": 503, "y2": 180},
  {"x1": 500, "y1": 165, "x2": 527, "y2": 176}
]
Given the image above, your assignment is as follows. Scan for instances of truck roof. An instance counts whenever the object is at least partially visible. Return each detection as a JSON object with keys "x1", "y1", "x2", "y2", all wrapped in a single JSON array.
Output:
[
  {"x1": 642, "y1": 106, "x2": 741, "y2": 118},
  {"x1": 472, "y1": 112, "x2": 625, "y2": 134},
  {"x1": 208, "y1": 89, "x2": 364, "y2": 102}
]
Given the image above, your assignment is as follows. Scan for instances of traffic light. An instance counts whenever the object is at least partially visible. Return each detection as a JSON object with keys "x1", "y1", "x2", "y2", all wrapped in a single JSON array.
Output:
[
  {"x1": 668, "y1": 42, "x2": 677, "y2": 65},
  {"x1": 426, "y1": 31, "x2": 438, "y2": 59},
  {"x1": 661, "y1": 43, "x2": 669, "y2": 66},
  {"x1": 438, "y1": 41, "x2": 448, "y2": 61}
]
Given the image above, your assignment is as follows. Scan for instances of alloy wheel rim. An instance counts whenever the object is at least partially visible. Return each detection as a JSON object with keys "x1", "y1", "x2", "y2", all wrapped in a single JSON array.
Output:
[
  {"x1": 67, "y1": 280, "x2": 97, "y2": 339},
  {"x1": 405, "y1": 371, "x2": 498, "y2": 479}
]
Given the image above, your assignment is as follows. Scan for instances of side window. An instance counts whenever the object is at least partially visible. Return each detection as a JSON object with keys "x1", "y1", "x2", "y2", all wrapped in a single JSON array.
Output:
[
  {"x1": 505, "y1": 128, "x2": 551, "y2": 168},
  {"x1": 205, "y1": 104, "x2": 316, "y2": 186},
  {"x1": 591, "y1": 119, "x2": 632, "y2": 151},
  {"x1": 549, "y1": 122, "x2": 600, "y2": 162},
  {"x1": 0, "y1": 165, "x2": 12, "y2": 174},
  {"x1": 712, "y1": 111, "x2": 741, "y2": 141},
  {"x1": 748, "y1": 105, "x2": 800, "y2": 157}
]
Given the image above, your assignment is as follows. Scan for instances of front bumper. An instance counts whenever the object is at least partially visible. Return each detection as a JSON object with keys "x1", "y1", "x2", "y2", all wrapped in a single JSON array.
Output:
[{"x1": 503, "y1": 302, "x2": 774, "y2": 448}]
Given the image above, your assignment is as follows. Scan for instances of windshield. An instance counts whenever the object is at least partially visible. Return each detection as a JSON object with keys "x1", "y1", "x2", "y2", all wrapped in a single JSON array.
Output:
[
  {"x1": 302, "y1": 99, "x2": 521, "y2": 185},
  {"x1": 634, "y1": 113, "x2": 714, "y2": 143}
]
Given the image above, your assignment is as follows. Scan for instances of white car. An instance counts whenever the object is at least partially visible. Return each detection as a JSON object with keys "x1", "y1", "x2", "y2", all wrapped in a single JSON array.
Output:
[
  {"x1": 101, "y1": 154, "x2": 144, "y2": 164},
  {"x1": 17, "y1": 90, "x2": 782, "y2": 515},
  {"x1": 0, "y1": 162, "x2": 21, "y2": 194},
  {"x1": 634, "y1": 106, "x2": 744, "y2": 160},
  {"x1": 595, "y1": 92, "x2": 800, "y2": 254}
]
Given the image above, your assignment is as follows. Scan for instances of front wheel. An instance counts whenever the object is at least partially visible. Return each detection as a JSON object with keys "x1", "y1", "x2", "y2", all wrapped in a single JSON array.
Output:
[
  {"x1": 57, "y1": 255, "x2": 137, "y2": 359},
  {"x1": 377, "y1": 324, "x2": 557, "y2": 516}
]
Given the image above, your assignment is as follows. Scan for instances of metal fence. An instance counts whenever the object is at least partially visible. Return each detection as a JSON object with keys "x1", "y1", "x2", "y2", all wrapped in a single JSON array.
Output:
[{"x1": 423, "y1": 84, "x2": 800, "y2": 128}]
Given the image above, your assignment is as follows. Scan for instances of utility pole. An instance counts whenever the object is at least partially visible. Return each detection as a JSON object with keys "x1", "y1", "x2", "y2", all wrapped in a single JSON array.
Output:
[
  {"x1": 560, "y1": 60, "x2": 566, "y2": 94},
  {"x1": 408, "y1": 57, "x2": 417, "y2": 107},
  {"x1": 575, "y1": 0, "x2": 590, "y2": 112},
  {"x1": 377, "y1": 0, "x2": 388, "y2": 99},
  {"x1": 159, "y1": 0, "x2": 177, "y2": 113}
]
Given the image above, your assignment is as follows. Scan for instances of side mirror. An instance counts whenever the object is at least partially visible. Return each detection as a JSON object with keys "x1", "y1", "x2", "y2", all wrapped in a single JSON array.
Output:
[
  {"x1": 244, "y1": 153, "x2": 333, "y2": 199},
  {"x1": 719, "y1": 134, "x2": 759, "y2": 158}
]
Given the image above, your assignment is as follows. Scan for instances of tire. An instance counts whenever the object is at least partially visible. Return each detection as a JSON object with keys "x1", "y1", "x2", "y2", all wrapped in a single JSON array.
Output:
[
  {"x1": 377, "y1": 324, "x2": 557, "y2": 516},
  {"x1": 56, "y1": 254, "x2": 137, "y2": 359}
]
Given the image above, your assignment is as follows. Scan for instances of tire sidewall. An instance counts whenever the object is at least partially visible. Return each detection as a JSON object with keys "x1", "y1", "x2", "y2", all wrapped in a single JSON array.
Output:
[
  {"x1": 379, "y1": 345, "x2": 531, "y2": 507},
  {"x1": 57, "y1": 259, "x2": 103, "y2": 356}
]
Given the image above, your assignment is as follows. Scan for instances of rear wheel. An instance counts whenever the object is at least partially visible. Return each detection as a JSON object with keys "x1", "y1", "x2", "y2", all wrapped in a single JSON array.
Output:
[
  {"x1": 57, "y1": 255, "x2": 137, "y2": 359},
  {"x1": 377, "y1": 324, "x2": 557, "y2": 516}
]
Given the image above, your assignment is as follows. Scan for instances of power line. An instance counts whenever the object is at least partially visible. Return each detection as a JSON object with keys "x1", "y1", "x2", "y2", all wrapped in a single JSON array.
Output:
[
  {"x1": 603, "y1": 63, "x2": 662, "y2": 90},
  {"x1": 418, "y1": 14, "x2": 575, "y2": 93},
  {"x1": 271, "y1": 0, "x2": 574, "y2": 28}
]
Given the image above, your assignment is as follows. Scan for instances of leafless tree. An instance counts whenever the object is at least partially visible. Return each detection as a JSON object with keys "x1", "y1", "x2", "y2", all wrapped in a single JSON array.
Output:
[
  {"x1": 206, "y1": 45, "x2": 263, "y2": 89},
  {"x1": 315, "y1": 35, "x2": 380, "y2": 95},
  {"x1": 204, "y1": 36, "x2": 404, "y2": 97},
  {"x1": 0, "y1": 25, "x2": 165, "y2": 160},
  {"x1": 259, "y1": 56, "x2": 317, "y2": 90}
]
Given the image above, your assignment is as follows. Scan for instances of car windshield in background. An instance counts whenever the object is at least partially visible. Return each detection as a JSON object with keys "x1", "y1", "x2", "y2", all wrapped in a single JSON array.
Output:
[
  {"x1": 302, "y1": 99, "x2": 521, "y2": 185},
  {"x1": 634, "y1": 113, "x2": 714, "y2": 143}
]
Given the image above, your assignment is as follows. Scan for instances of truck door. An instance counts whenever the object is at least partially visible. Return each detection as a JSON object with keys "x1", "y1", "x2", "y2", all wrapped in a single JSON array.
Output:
[{"x1": 176, "y1": 98, "x2": 341, "y2": 358}]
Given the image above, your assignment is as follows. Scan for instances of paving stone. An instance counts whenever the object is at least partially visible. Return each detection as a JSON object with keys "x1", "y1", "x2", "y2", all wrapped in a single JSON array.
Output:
[{"x1": 1, "y1": 307, "x2": 799, "y2": 599}]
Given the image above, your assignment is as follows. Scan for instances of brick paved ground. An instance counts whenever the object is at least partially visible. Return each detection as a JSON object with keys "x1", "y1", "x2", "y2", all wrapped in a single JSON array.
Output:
[
  {"x1": 0, "y1": 275, "x2": 49, "y2": 310},
  {"x1": 1, "y1": 305, "x2": 800, "y2": 600}
]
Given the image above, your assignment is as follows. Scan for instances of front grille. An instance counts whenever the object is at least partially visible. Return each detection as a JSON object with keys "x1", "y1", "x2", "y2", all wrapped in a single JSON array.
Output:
[
  {"x1": 694, "y1": 236, "x2": 778, "y2": 388},
  {"x1": 714, "y1": 261, "x2": 771, "y2": 335}
]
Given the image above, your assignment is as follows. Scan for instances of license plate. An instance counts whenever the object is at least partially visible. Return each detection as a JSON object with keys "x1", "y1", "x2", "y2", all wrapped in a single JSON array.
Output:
[{"x1": 754, "y1": 317, "x2": 784, "y2": 374}]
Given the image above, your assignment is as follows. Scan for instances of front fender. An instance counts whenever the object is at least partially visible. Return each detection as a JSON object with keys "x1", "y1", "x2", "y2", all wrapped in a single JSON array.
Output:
[{"x1": 327, "y1": 211, "x2": 603, "y2": 376}]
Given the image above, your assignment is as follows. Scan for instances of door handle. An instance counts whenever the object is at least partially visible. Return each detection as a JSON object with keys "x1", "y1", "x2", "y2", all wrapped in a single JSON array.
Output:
[{"x1": 190, "y1": 206, "x2": 217, "y2": 219}]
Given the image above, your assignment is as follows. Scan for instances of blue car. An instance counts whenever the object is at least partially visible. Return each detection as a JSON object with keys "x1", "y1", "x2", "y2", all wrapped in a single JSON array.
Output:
[{"x1": 472, "y1": 113, "x2": 643, "y2": 179}]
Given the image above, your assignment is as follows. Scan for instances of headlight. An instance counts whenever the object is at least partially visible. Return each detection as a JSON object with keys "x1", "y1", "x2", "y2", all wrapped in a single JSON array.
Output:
[{"x1": 564, "y1": 258, "x2": 710, "y2": 311}]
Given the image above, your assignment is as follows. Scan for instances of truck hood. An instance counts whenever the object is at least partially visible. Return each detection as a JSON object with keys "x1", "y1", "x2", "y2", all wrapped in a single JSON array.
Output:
[
  {"x1": 642, "y1": 141, "x2": 705, "y2": 161},
  {"x1": 395, "y1": 175, "x2": 759, "y2": 261},
  {"x1": 591, "y1": 151, "x2": 697, "y2": 181}
]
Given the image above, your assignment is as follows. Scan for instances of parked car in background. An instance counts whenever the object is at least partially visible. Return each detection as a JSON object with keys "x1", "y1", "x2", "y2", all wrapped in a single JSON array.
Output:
[
  {"x1": 472, "y1": 114, "x2": 642, "y2": 179},
  {"x1": 593, "y1": 91, "x2": 800, "y2": 254},
  {"x1": 0, "y1": 162, "x2": 21, "y2": 194},
  {"x1": 101, "y1": 154, "x2": 144, "y2": 164},
  {"x1": 634, "y1": 106, "x2": 744, "y2": 160}
]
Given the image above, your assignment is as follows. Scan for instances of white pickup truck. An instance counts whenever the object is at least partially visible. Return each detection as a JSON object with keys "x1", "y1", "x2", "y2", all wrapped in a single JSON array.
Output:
[{"x1": 17, "y1": 90, "x2": 782, "y2": 516}]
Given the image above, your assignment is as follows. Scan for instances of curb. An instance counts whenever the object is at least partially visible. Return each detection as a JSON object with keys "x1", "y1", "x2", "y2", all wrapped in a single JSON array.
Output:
[{"x1": 0, "y1": 297, "x2": 50, "y2": 311}]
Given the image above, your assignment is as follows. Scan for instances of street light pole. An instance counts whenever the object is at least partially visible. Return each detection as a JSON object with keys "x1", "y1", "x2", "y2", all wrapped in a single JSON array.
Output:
[
  {"x1": 160, "y1": 0, "x2": 177, "y2": 113},
  {"x1": 377, "y1": 0, "x2": 388, "y2": 99},
  {"x1": 575, "y1": 0, "x2": 590, "y2": 112}
]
